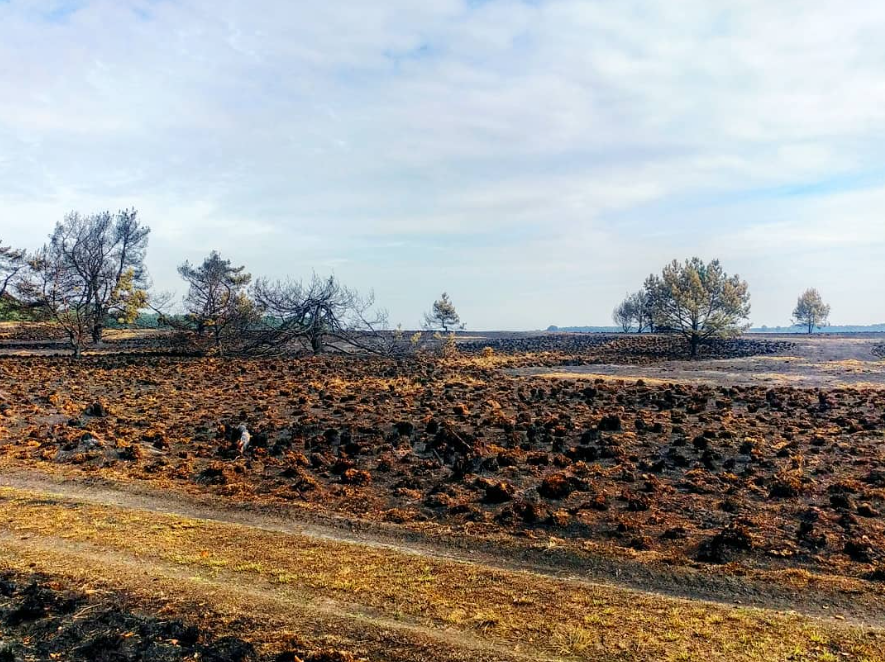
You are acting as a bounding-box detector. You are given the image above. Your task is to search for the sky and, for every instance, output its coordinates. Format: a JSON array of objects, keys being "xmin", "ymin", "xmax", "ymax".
[{"xmin": 1, "ymin": 0, "xmax": 885, "ymax": 329}]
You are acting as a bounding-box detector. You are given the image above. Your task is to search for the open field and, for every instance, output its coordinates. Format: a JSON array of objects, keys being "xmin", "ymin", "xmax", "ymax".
[
  {"xmin": 1, "ymin": 331, "xmax": 885, "ymax": 660},
  {"xmin": 516, "ymin": 335, "xmax": 885, "ymax": 389},
  {"xmin": 6, "ymin": 0, "xmax": 885, "ymax": 658}
]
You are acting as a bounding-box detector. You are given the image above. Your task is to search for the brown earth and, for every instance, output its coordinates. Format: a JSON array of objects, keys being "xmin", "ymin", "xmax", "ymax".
[{"xmin": 1, "ymin": 330, "xmax": 885, "ymax": 660}]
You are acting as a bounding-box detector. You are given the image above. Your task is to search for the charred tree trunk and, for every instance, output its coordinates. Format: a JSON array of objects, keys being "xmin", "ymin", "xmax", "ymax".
[
  {"xmin": 311, "ymin": 333, "xmax": 324, "ymax": 354},
  {"xmin": 69, "ymin": 333, "xmax": 83, "ymax": 359},
  {"xmin": 213, "ymin": 325, "xmax": 224, "ymax": 356}
]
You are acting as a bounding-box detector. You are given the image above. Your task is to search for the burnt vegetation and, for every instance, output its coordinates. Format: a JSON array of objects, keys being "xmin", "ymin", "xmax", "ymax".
[
  {"xmin": 4, "ymin": 218, "xmax": 885, "ymax": 662},
  {"xmin": 2, "ymin": 333, "xmax": 884, "ymax": 582},
  {"xmin": 0, "ymin": 569, "xmax": 362, "ymax": 662}
]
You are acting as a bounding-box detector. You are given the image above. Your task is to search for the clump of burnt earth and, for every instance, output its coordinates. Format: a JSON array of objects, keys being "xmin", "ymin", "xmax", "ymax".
[
  {"xmin": 5, "ymin": 335, "xmax": 884, "ymax": 583},
  {"xmin": 0, "ymin": 569, "xmax": 361, "ymax": 662},
  {"xmin": 458, "ymin": 333, "xmax": 791, "ymax": 366}
]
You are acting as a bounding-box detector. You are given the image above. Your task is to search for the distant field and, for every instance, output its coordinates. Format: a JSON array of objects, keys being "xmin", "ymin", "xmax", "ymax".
[{"xmin": 517, "ymin": 334, "xmax": 885, "ymax": 389}]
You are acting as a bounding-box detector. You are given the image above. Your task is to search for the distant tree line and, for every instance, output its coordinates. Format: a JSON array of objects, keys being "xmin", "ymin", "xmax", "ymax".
[
  {"xmin": 1, "ymin": 211, "xmax": 836, "ymax": 360},
  {"xmin": 614, "ymin": 258, "xmax": 833, "ymax": 356},
  {"xmin": 0, "ymin": 211, "xmax": 466, "ymax": 358}
]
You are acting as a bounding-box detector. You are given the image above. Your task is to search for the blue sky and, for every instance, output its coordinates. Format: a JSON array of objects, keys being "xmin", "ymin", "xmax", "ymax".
[{"xmin": 1, "ymin": 0, "xmax": 885, "ymax": 328}]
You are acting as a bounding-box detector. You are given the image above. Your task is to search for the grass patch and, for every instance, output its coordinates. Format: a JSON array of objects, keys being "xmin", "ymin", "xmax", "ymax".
[{"xmin": 0, "ymin": 487, "xmax": 882, "ymax": 661}]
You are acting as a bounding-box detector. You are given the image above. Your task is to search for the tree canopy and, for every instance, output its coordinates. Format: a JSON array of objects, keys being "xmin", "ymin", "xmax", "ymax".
[
  {"xmin": 793, "ymin": 288, "xmax": 830, "ymax": 334},
  {"xmin": 646, "ymin": 258, "xmax": 751, "ymax": 357},
  {"xmin": 178, "ymin": 251, "xmax": 255, "ymax": 355},
  {"xmin": 18, "ymin": 210, "xmax": 150, "ymax": 354},
  {"xmin": 424, "ymin": 292, "xmax": 461, "ymax": 332}
]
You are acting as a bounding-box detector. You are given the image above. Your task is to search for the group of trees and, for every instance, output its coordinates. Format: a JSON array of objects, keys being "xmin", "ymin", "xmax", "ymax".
[
  {"xmin": 612, "ymin": 258, "xmax": 752, "ymax": 357},
  {"xmin": 614, "ymin": 258, "xmax": 833, "ymax": 356},
  {"xmin": 612, "ymin": 289, "xmax": 654, "ymax": 333},
  {"xmin": 2, "ymin": 211, "xmax": 149, "ymax": 355},
  {"xmin": 170, "ymin": 251, "xmax": 393, "ymax": 356},
  {"xmin": 1, "ymin": 209, "xmax": 836, "ymax": 360},
  {"xmin": 0, "ymin": 210, "xmax": 466, "ymax": 357},
  {"xmin": 172, "ymin": 252, "xmax": 465, "ymax": 356}
]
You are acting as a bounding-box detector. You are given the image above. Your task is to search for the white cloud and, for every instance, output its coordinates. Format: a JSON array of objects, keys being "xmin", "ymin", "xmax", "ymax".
[{"xmin": 1, "ymin": 0, "xmax": 884, "ymax": 328}]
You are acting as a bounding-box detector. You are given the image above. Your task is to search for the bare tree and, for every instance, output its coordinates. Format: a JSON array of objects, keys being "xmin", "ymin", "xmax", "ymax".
[
  {"xmin": 647, "ymin": 258, "xmax": 751, "ymax": 358},
  {"xmin": 19, "ymin": 246, "xmax": 92, "ymax": 356},
  {"xmin": 612, "ymin": 295, "xmax": 636, "ymax": 332},
  {"xmin": 0, "ymin": 240, "xmax": 26, "ymax": 299},
  {"xmin": 253, "ymin": 273, "xmax": 388, "ymax": 354},
  {"xmin": 423, "ymin": 292, "xmax": 461, "ymax": 332},
  {"xmin": 178, "ymin": 251, "xmax": 255, "ymax": 355},
  {"xmin": 630, "ymin": 289, "xmax": 654, "ymax": 333},
  {"xmin": 612, "ymin": 290, "xmax": 654, "ymax": 333},
  {"xmin": 793, "ymin": 289, "xmax": 830, "ymax": 334},
  {"xmin": 23, "ymin": 210, "xmax": 150, "ymax": 343},
  {"xmin": 641, "ymin": 274, "xmax": 665, "ymax": 333}
]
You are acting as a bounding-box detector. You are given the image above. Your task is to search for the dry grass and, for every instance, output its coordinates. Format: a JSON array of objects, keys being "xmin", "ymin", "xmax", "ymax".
[
  {"xmin": 532, "ymin": 372, "xmax": 678, "ymax": 386},
  {"xmin": 0, "ymin": 486, "xmax": 882, "ymax": 661}
]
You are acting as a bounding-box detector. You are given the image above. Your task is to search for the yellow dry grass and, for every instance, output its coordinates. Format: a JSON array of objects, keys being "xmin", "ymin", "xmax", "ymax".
[
  {"xmin": 533, "ymin": 372, "xmax": 676, "ymax": 386},
  {"xmin": 0, "ymin": 486, "xmax": 882, "ymax": 661}
]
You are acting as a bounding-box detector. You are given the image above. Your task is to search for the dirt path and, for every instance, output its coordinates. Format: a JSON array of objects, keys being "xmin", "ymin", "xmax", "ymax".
[
  {"xmin": 514, "ymin": 335, "xmax": 885, "ymax": 388},
  {"xmin": 1, "ymin": 474, "xmax": 884, "ymax": 659},
  {"xmin": 2, "ymin": 470, "xmax": 885, "ymax": 628},
  {"xmin": 0, "ymin": 534, "xmax": 550, "ymax": 662}
]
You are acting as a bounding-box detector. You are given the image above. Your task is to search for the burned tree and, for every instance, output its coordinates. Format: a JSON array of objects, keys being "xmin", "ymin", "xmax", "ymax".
[
  {"xmin": 18, "ymin": 212, "xmax": 149, "ymax": 355},
  {"xmin": 22, "ymin": 210, "xmax": 150, "ymax": 343},
  {"xmin": 0, "ymin": 240, "xmax": 28, "ymax": 320},
  {"xmin": 630, "ymin": 289, "xmax": 654, "ymax": 333},
  {"xmin": 56, "ymin": 210, "xmax": 148, "ymax": 342},
  {"xmin": 640, "ymin": 274, "xmax": 666, "ymax": 333},
  {"xmin": 253, "ymin": 273, "xmax": 388, "ymax": 354},
  {"xmin": 612, "ymin": 295, "xmax": 636, "ymax": 332},
  {"xmin": 424, "ymin": 292, "xmax": 460, "ymax": 332},
  {"xmin": 0, "ymin": 240, "xmax": 25, "ymax": 299},
  {"xmin": 613, "ymin": 290, "xmax": 655, "ymax": 334},
  {"xmin": 178, "ymin": 251, "xmax": 256, "ymax": 355},
  {"xmin": 19, "ymin": 246, "xmax": 92, "ymax": 356}
]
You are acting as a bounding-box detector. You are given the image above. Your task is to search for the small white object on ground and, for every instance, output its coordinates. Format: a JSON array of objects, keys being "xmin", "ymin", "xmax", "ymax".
[{"xmin": 236, "ymin": 424, "xmax": 250, "ymax": 454}]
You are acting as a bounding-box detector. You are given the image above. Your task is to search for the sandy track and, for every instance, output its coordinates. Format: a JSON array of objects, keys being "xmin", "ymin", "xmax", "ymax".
[
  {"xmin": 1, "ymin": 474, "xmax": 885, "ymax": 659},
  {"xmin": 514, "ymin": 335, "xmax": 885, "ymax": 388},
  {"xmin": 1, "ymin": 469, "xmax": 884, "ymax": 629},
  {"xmin": 0, "ymin": 534, "xmax": 540, "ymax": 662}
]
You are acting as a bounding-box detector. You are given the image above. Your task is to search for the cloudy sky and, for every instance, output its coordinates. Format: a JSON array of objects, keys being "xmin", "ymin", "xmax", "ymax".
[{"xmin": 2, "ymin": 0, "xmax": 884, "ymax": 329}]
